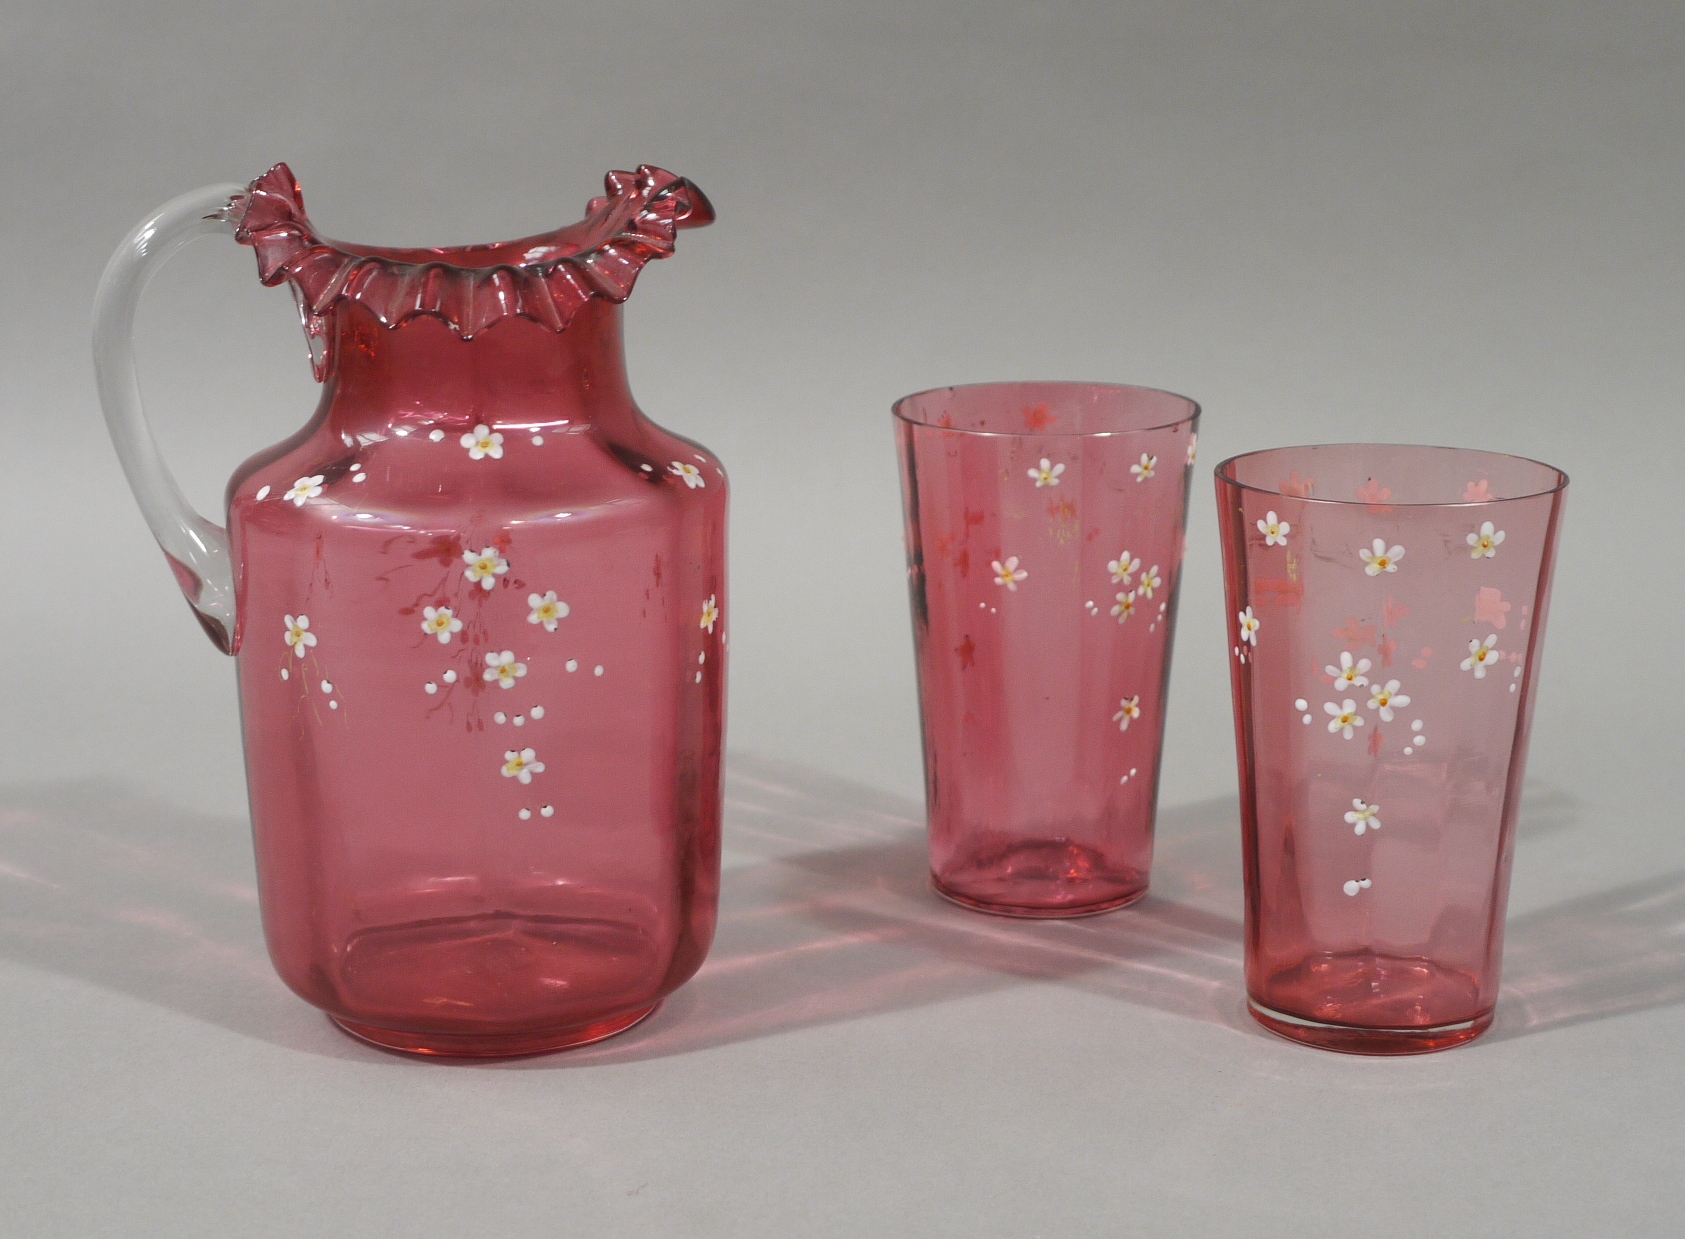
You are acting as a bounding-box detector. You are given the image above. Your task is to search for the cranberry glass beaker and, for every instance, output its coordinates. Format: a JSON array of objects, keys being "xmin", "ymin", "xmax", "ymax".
[
  {"xmin": 93, "ymin": 164, "xmax": 726, "ymax": 1056},
  {"xmin": 895, "ymin": 383, "xmax": 1199, "ymax": 917},
  {"xmin": 1215, "ymin": 444, "xmax": 1567, "ymax": 1053}
]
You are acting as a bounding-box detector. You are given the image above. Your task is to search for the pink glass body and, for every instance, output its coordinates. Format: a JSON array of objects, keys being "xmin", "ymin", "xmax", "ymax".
[
  {"xmin": 895, "ymin": 383, "xmax": 1199, "ymax": 917},
  {"xmin": 99, "ymin": 166, "xmax": 726, "ymax": 1057},
  {"xmin": 1215, "ymin": 445, "xmax": 1566, "ymax": 1053}
]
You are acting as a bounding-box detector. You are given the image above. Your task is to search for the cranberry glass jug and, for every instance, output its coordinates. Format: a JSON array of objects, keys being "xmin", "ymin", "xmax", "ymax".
[{"xmin": 93, "ymin": 164, "xmax": 726, "ymax": 1056}]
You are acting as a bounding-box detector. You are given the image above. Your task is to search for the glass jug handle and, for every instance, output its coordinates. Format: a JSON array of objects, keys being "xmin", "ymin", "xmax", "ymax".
[{"xmin": 93, "ymin": 183, "xmax": 248, "ymax": 653}]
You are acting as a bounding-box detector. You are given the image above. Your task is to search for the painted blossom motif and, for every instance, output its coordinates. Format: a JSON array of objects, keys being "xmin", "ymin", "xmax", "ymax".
[
  {"xmin": 1463, "ymin": 479, "xmax": 1493, "ymax": 503},
  {"xmin": 421, "ymin": 605, "xmax": 463, "ymax": 643},
  {"xmin": 1326, "ymin": 651, "xmax": 1372, "ymax": 691},
  {"xmin": 670, "ymin": 461, "xmax": 705, "ymax": 488},
  {"xmin": 1467, "ymin": 520, "xmax": 1505, "ymax": 559},
  {"xmin": 700, "ymin": 595, "xmax": 719, "ymax": 632},
  {"xmin": 1111, "ymin": 590, "xmax": 1138, "ymax": 624},
  {"xmin": 1324, "ymin": 699, "xmax": 1364, "ymax": 738},
  {"xmin": 284, "ymin": 475, "xmax": 324, "ymax": 506},
  {"xmin": 1130, "ymin": 453, "xmax": 1157, "ymax": 483},
  {"xmin": 1359, "ymin": 538, "xmax": 1405, "ymax": 576},
  {"xmin": 992, "ymin": 557, "xmax": 1028, "ymax": 590},
  {"xmin": 1257, "ymin": 511, "xmax": 1291, "ymax": 546},
  {"xmin": 463, "ymin": 546, "xmax": 509, "ymax": 590},
  {"xmin": 1136, "ymin": 565, "xmax": 1162, "ymax": 599},
  {"xmin": 484, "ymin": 650, "xmax": 528, "ymax": 689},
  {"xmin": 460, "ymin": 424, "xmax": 504, "ymax": 461},
  {"xmin": 1474, "ymin": 586, "xmax": 1512, "ymax": 629},
  {"xmin": 501, "ymin": 747, "xmax": 545, "ymax": 783},
  {"xmin": 1108, "ymin": 552, "xmax": 1140, "ymax": 585},
  {"xmin": 1366, "ymin": 679, "xmax": 1410, "ymax": 721},
  {"xmin": 1114, "ymin": 695, "xmax": 1141, "ymax": 730},
  {"xmin": 527, "ymin": 591, "xmax": 569, "ymax": 631},
  {"xmin": 283, "ymin": 614, "xmax": 316, "ymax": 657},
  {"xmin": 1461, "ymin": 633, "xmax": 1501, "ymax": 678},
  {"xmin": 1027, "ymin": 458, "xmax": 1065, "ymax": 487},
  {"xmin": 1344, "ymin": 799, "xmax": 1381, "ymax": 834},
  {"xmin": 1238, "ymin": 606, "xmax": 1260, "ymax": 646}
]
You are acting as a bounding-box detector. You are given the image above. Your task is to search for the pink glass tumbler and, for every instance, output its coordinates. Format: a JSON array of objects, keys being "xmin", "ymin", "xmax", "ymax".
[
  {"xmin": 895, "ymin": 383, "xmax": 1199, "ymax": 917},
  {"xmin": 1215, "ymin": 444, "xmax": 1567, "ymax": 1053}
]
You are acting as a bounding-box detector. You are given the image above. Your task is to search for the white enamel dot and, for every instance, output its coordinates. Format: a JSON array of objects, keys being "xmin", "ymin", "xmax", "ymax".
[
  {"xmin": 328, "ymin": 700, "xmax": 338, "ymax": 710},
  {"xmin": 1294, "ymin": 698, "xmax": 1308, "ymax": 711},
  {"xmin": 494, "ymin": 712, "xmax": 507, "ymax": 724},
  {"xmin": 1411, "ymin": 720, "xmax": 1423, "ymax": 732},
  {"xmin": 429, "ymin": 429, "xmax": 445, "ymax": 442},
  {"xmin": 423, "ymin": 681, "xmax": 436, "ymax": 694},
  {"xmin": 320, "ymin": 680, "xmax": 333, "ymax": 693},
  {"xmin": 513, "ymin": 715, "xmax": 525, "ymax": 726},
  {"xmin": 695, "ymin": 671, "xmax": 703, "ymax": 683},
  {"xmin": 1514, "ymin": 666, "xmax": 1522, "ymax": 677},
  {"xmin": 442, "ymin": 670, "xmax": 457, "ymax": 683},
  {"xmin": 1404, "ymin": 747, "xmax": 1414, "ymax": 755},
  {"xmin": 531, "ymin": 435, "xmax": 544, "ymax": 446},
  {"xmin": 566, "ymin": 660, "xmax": 579, "ymax": 672},
  {"xmin": 518, "ymin": 808, "xmax": 532, "ymax": 821},
  {"xmin": 530, "ymin": 706, "xmax": 545, "ymax": 719},
  {"xmin": 255, "ymin": 485, "xmax": 270, "ymax": 501},
  {"xmin": 640, "ymin": 464, "xmax": 653, "ymax": 472},
  {"xmin": 540, "ymin": 805, "xmax": 554, "ymax": 818},
  {"xmin": 1510, "ymin": 683, "xmax": 1517, "ymax": 692},
  {"xmin": 352, "ymin": 472, "xmax": 367, "ymax": 483},
  {"xmin": 594, "ymin": 665, "xmax": 604, "ymax": 676},
  {"xmin": 280, "ymin": 668, "xmax": 288, "ymax": 681},
  {"xmin": 1302, "ymin": 714, "xmax": 1313, "ymax": 724},
  {"xmin": 698, "ymin": 652, "xmax": 706, "ymax": 664}
]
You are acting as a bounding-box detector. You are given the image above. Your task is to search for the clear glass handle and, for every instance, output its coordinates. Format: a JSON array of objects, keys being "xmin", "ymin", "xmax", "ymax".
[{"xmin": 93, "ymin": 183, "xmax": 247, "ymax": 652}]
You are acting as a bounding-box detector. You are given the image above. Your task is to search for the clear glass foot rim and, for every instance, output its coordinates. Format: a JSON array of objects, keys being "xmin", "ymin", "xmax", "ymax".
[
  {"xmin": 1247, "ymin": 997, "xmax": 1494, "ymax": 1055},
  {"xmin": 329, "ymin": 1001, "xmax": 660, "ymax": 1058},
  {"xmin": 929, "ymin": 874, "xmax": 1147, "ymax": 919}
]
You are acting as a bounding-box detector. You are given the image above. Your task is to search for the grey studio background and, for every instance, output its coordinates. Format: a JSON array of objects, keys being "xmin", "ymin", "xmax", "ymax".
[{"xmin": 2, "ymin": 2, "xmax": 1681, "ymax": 1235}]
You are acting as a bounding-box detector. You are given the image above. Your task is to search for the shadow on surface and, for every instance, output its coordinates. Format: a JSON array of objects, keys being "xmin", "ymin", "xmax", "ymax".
[
  {"xmin": 1494, "ymin": 869, "xmax": 1685, "ymax": 1041},
  {"xmin": 0, "ymin": 779, "xmax": 356, "ymax": 1058},
  {"xmin": 547, "ymin": 754, "xmax": 1251, "ymax": 1067},
  {"xmin": 1, "ymin": 765, "xmax": 1666, "ymax": 1065}
]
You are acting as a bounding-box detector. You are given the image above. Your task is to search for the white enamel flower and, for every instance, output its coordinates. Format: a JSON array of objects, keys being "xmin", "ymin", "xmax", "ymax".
[
  {"xmin": 1326, "ymin": 651, "xmax": 1371, "ymax": 691},
  {"xmin": 1135, "ymin": 564, "xmax": 1162, "ymax": 599},
  {"xmin": 700, "ymin": 594, "xmax": 719, "ymax": 632},
  {"xmin": 484, "ymin": 650, "xmax": 528, "ymax": 689},
  {"xmin": 1130, "ymin": 453, "xmax": 1157, "ymax": 483},
  {"xmin": 992, "ymin": 557, "xmax": 1028, "ymax": 590},
  {"xmin": 420, "ymin": 605, "xmax": 463, "ymax": 643},
  {"xmin": 1028, "ymin": 458, "xmax": 1065, "ymax": 487},
  {"xmin": 1257, "ymin": 511, "xmax": 1291, "ymax": 546},
  {"xmin": 1359, "ymin": 538, "xmax": 1405, "ymax": 575},
  {"xmin": 283, "ymin": 614, "xmax": 316, "ymax": 657},
  {"xmin": 527, "ymin": 591, "xmax": 569, "ymax": 631},
  {"xmin": 1467, "ymin": 520, "xmax": 1505, "ymax": 559},
  {"xmin": 1107, "ymin": 552, "xmax": 1140, "ymax": 585},
  {"xmin": 460, "ymin": 424, "xmax": 504, "ymax": 461},
  {"xmin": 670, "ymin": 461, "xmax": 705, "ymax": 488},
  {"xmin": 1324, "ymin": 699, "xmax": 1364, "ymax": 739},
  {"xmin": 1461, "ymin": 633, "xmax": 1501, "ymax": 678},
  {"xmin": 284, "ymin": 475, "xmax": 324, "ymax": 506},
  {"xmin": 1344, "ymin": 799, "xmax": 1382, "ymax": 835},
  {"xmin": 1238, "ymin": 606, "xmax": 1260, "ymax": 646},
  {"xmin": 1366, "ymin": 679, "xmax": 1410, "ymax": 721},
  {"xmin": 1114, "ymin": 695, "xmax": 1141, "ymax": 731},
  {"xmin": 501, "ymin": 747, "xmax": 545, "ymax": 783},
  {"xmin": 1111, "ymin": 590, "xmax": 1138, "ymax": 623},
  {"xmin": 462, "ymin": 546, "xmax": 509, "ymax": 590}
]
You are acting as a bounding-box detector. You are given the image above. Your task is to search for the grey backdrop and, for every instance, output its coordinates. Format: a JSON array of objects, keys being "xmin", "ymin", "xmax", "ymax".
[{"xmin": 3, "ymin": 2, "xmax": 1682, "ymax": 1235}]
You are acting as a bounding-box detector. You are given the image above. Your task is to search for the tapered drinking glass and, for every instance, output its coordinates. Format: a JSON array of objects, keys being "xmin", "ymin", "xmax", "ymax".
[
  {"xmin": 895, "ymin": 382, "xmax": 1199, "ymax": 917},
  {"xmin": 1215, "ymin": 444, "xmax": 1567, "ymax": 1053}
]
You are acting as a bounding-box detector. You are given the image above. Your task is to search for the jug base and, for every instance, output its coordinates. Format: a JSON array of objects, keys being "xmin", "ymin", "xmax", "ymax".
[
  {"xmin": 329, "ymin": 1002, "xmax": 660, "ymax": 1059},
  {"xmin": 1247, "ymin": 998, "xmax": 1493, "ymax": 1055}
]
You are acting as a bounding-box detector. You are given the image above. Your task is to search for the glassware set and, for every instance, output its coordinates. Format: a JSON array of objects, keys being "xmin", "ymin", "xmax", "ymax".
[{"xmin": 94, "ymin": 164, "xmax": 1566, "ymax": 1058}]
